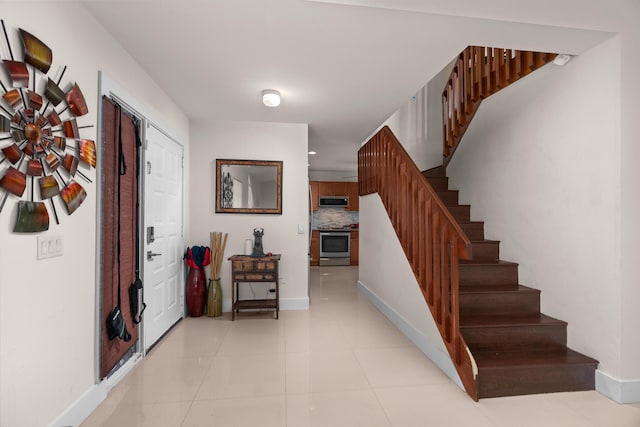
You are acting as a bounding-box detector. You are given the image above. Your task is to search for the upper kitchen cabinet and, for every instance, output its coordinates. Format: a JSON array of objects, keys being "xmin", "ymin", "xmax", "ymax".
[
  {"xmin": 313, "ymin": 181, "xmax": 359, "ymax": 211},
  {"xmin": 318, "ymin": 181, "xmax": 347, "ymax": 197},
  {"xmin": 310, "ymin": 181, "xmax": 319, "ymax": 211}
]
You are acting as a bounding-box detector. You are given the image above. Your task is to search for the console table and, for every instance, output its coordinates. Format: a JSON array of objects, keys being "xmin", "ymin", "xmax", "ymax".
[{"xmin": 228, "ymin": 254, "xmax": 281, "ymax": 320}]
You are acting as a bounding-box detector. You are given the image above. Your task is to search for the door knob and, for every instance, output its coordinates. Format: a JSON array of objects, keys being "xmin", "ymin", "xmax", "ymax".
[{"xmin": 147, "ymin": 250, "xmax": 162, "ymax": 261}]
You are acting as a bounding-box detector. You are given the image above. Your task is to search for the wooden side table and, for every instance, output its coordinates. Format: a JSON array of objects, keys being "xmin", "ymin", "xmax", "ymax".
[{"xmin": 228, "ymin": 254, "xmax": 281, "ymax": 320}]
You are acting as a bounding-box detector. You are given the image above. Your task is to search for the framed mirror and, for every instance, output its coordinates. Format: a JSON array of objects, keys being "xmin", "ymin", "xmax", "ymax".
[{"xmin": 215, "ymin": 159, "xmax": 283, "ymax": 214}]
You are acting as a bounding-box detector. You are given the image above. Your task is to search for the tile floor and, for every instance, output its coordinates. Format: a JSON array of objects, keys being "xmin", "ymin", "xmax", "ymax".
[{"xmin": 83, "ymin": 266, "xmax": 640, "ymax": 427}]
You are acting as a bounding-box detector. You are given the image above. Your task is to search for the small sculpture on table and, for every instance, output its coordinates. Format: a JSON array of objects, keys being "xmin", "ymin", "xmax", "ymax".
[{"xmin": 252, "ymin": 228, "xmax": 265, "ymax": 257}]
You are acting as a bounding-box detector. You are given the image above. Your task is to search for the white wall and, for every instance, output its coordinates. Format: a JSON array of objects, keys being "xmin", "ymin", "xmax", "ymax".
[
  {"xmin": 378, "ymin": 60, "xmax": 455, "ymax": 171},
  {"xmin": 617, "ymin": 2, "xmax": 640, "ymax": 387},
  {"xmin": 188, "ymin": 120, "xmax": 309, "ymax": 310},
  {"xmin": 0, "ymin": 3, "xmax": 189, "ymax": 427},
  {"xmin": 447, "ymin": 37, "xmax": 622, "ymax": 378},
  {"xmin": 358, "ymin": 194, "xmax": 461, "ymax": 386}
]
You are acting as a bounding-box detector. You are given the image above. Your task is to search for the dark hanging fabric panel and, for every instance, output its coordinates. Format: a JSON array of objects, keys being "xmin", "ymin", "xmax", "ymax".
[{"xmin": 100, "ymin": 96, "xmax": 139, "ymax": 378}]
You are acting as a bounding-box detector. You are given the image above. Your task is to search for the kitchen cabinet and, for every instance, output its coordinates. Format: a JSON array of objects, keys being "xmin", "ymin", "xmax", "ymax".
[
  {"xmin": 310, "ymin": 230, "xmax": 319, "ymax": 266},
  {"xmin": 312, "ymin": 181, "xmax": 359, "ymax": 211},
  {"xmin": 347, "ymin": 182, "xmax": 359, "ymax": 211},
  {"xmin": 310, "ymin": 181, "xmax": 319, "ymax": 211},
  {"xmin": 350, "ymin": 230, "xmax": 359, "ymax": 266},
  {"xmin": 318, "ymin": 181, "xmax": 348, "ymax": 198}
]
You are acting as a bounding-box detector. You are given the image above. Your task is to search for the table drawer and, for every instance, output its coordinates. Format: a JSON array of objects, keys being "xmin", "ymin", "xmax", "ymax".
[{"xmin": 232, "ymin": 260, "xmax": 277, "ymax": 273}]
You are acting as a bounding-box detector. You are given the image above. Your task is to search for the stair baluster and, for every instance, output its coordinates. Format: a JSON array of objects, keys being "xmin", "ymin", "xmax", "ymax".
[{"xmin": 442, "ymin": 46, "xmax": 557, "ymax": 165}]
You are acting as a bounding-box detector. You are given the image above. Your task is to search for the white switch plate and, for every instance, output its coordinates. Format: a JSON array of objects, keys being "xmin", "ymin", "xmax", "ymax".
[
  {"xmin": 298, "ymin": 224, "xmax": 304, "ymax": 234},
  {"xmin": 37, "ymin": 235, "xmax": 63, "ymax": 260}
]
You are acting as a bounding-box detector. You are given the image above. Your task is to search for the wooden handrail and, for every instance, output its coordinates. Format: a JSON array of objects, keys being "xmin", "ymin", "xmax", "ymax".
[
  {"xmin": 442, "ymin": 46, "xmax": 557, "ymax": 166},
  {"xmin": 358, "ymin": 126, "xmax": 478, "ymax": 400}
]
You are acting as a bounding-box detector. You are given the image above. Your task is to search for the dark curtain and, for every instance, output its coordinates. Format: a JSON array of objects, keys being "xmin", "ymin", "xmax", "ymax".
[{"xmin": 100, "ymin": 97, "xmax": 139, "ymax": 378}]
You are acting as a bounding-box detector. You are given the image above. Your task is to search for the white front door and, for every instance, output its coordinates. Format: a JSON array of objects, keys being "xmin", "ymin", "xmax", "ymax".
[{"xmin": 143, "ymin": 123, "xmax": 184, "ymax": 351}]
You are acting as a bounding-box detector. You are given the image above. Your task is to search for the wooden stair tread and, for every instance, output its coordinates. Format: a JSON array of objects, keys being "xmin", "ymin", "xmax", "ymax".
[
  {"xmin": 459, "ymin": 284, "xmax": 538, "ymax": 294},
  {"xmin": 460, "ymin": 312, "xmax": 566, "ymax": 328},
  {"xmin": 460, "ymin": 259, "xmax": 518, "ymax": 266},
  {"xmin": 460, "ymin": 259, "xmax": 516, "ymax": 266},
  {"xmin": 474, "ymin": 348, "xmax": 598, "ymax": 369}
]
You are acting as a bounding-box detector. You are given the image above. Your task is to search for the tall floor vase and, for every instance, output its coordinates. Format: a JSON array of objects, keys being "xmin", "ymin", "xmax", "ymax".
[
  {"xmin": 206, "ymin": 278, "xmax": 223, "ymax": 317},
  {"xmin": 186, "ymin": 265, "xmax": 206, "ymax": 317}
]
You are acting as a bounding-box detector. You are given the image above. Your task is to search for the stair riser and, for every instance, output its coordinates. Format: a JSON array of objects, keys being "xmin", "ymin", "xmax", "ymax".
[
  {"xmin": 459, "ymin": 222, "xmax": 484, "ymax": 240},
  {"xmin": 436, "ymin": 191, "xmax": 459, "ymax": 206},
  {"xmin": 422, "ymin": 167, "xmax": 446, "ymax": 178},
  {"xmin": 470, "ymin": 242, "xmax": 499, "ymax": 261},
  {"xmin": 478, "ymin": 364, "xmax": 596, "ymax": 398},
  {"xmin": 425, "ymin": 177, "xmax": 449, "ymax": 191},
  {"xmin": 448, "ymin": 205, "xmax": 470, "ymax": 222},
  {"xmin": 460, "ymin": 292, "xmax": 540, "ymax": 316},
  {"xmin": 459, "ymin": 264, "xmax": 518, "ymax": 286},
  {"xmin": 462, "ymin": 325, "xmax": 566, "ymax": 352}
]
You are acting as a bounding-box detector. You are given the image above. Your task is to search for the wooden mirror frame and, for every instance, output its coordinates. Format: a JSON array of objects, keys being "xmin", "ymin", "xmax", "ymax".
[{"xmin": 215, "ymin": 159, "xmax": 283, "ymax": 214}]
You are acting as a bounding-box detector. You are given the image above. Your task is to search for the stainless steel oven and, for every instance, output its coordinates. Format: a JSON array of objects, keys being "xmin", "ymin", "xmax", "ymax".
[{"xmin": 319, "ymin": 231, "xmax": 350, "ymax": 266}]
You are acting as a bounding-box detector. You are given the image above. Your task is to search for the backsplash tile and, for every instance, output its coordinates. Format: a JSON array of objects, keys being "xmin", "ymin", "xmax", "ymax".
[{"xmin": 312, "ymin": 208, "xmax": 359, "ymax": 229}]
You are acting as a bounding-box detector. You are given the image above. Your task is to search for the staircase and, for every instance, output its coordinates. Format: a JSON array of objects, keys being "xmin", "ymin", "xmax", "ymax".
[
  {"xmin": 359, "ymin": 44, "xmax": 598, "ymax": 400},
  {"xmin": 423, "ymin": 165, "xmax": 598, "ymax": 398}
]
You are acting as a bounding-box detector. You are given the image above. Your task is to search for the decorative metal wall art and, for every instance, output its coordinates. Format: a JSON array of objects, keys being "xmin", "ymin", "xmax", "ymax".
[
  {"xmin": 222, "ymin": 172, "xmax": 233, "ymax": 208},
  {"xmin": 0, "ymin": 21, "xmax": 94, "ymax": 232}
]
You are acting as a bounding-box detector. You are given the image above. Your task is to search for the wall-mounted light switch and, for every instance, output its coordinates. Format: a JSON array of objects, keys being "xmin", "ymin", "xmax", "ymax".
[
  {"xmin": 37, "ymin": 236, "xmax": 63, "ymax": 260},
  {"xmin": 37, "ymin": 236, "xmax": 48, "ymax": 259},
  {"xmin": 298, "ymin": 224, "xmax": 304, "ymax": 234}
]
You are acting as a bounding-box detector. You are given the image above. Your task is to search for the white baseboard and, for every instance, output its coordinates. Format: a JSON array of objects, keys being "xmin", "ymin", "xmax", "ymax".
[
  {"xmin": 596, "ymin": 370, "xmax": 640, "ymax": 404},
  {"xmin": 357, "ymin": 280, "xmax": 463, "ymax": 390},
  {"xmin": 358, "ymin": 281, "xmax": 640, "ymax": 404},
  {"xmin": 48, "ymin": 353, "xmax": 142, "ymax": 427}
]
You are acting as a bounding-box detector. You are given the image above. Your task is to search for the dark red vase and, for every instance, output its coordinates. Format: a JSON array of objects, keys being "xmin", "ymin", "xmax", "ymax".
[{"xmin": 186, "ymin": 266, "xmax": 206, "ymax": 317}]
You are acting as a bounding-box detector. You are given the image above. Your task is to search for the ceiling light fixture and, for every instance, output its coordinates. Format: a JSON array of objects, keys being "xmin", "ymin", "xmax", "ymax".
[
  {"xmin": 262, "ymin": 89, "xmax": 281, "ymax": 107},
  {"xmin": 553, "ymin": 54, "xmax": 572, "ymax": 66},
  {"xmin": 308, "ymin": 151, "xmax": 317, "ymax": 155}
]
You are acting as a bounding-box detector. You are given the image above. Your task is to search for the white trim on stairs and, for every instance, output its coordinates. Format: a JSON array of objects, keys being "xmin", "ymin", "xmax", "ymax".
[
  {"xmin": 359, "ymin": 279, "xmax": 640, "ymax": 404},
  {"xmin": 357, "ymin": 280, "xmax": 464, "ymax": 391}
]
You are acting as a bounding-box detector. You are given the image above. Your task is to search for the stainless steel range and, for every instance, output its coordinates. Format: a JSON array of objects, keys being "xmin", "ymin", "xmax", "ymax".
[{"xmin": 319, "ymin": 228, "xmax": 350, "ymax": 266}]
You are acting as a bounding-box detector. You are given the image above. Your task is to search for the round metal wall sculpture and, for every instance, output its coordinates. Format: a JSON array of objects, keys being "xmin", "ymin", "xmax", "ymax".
[{"xmin": 0, "ymin": 20, "xmax": 95, "ymax": 233}]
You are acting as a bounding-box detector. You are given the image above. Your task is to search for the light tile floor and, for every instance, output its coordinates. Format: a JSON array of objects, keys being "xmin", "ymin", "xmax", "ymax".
[{"xmin": 83, "ymin": 266, "xmax": 640, "ymax": 427}]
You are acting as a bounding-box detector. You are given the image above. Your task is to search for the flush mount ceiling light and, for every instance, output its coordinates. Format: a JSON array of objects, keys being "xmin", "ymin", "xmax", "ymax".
[
  {"xmin": 553, "ymin": 54, "xmax": 572, "ymax": 66},
  {"xmin": 308, "ymin": 151, "xmax": 317, "ymax": 155},
  {"xmin": 262, "ymin": 89, "xmax": 281, "ymax": 107}
]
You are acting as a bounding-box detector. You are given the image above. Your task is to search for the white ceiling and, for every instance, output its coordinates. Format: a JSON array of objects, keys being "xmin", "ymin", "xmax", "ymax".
[{"xmin": 81, "ymin": 0, "xmax": 613, "ymax": 175}]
